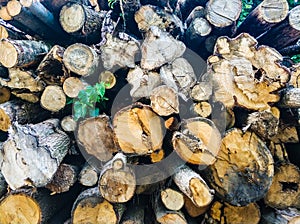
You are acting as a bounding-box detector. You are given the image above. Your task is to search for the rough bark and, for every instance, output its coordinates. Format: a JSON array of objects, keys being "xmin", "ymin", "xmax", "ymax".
[
  {"xmin": 175, "ymin": 0, "xmax": 208, "ymax": 21},
  {"xmin": 279, "ymin": 87, "xmax": 300, "ymax": 108},
  {"xmin": 0, "ymin": 172, "xmax": 7, "ymax": 198},
  {"xmin": 0, "ymin": 86, "xmax": 10, "ymax": 104},
  {"xmin": 120, "ymin": 206, "xmax": 145, "ymax": 224},
  {"xmin": 40, "ymin": 85, "xmax": 66, "ymax": 112}
]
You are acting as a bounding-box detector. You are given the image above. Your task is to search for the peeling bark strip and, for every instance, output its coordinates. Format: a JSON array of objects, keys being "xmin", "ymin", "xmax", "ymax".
[
  {"xmin": 99, "ymin": 153, "xmax": 136, "ymax": 203},
  {"xmin": 206, "ymin": 128, "xmax": 274, "ymax": 206},
  {"xmin": 113, "ymin": 104, "xmax": 164, "ymax": 155},
  {"xmin": 0, "ymin": 119, "xmax": 70, "ymax": 189},
  {"xmin": 0, "ymin": 39, "xmax": 49, "ymax": 68}
]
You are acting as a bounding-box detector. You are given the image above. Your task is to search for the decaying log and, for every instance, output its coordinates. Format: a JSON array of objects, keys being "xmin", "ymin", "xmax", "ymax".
[
  {"xmin": 46, "ymin": 163, "xmax": 78, "ymax": 194},
  {"xmin": 175, "ymin": 0, "xmax": 207, "ymax": 21},
  {"xmin": 258, "ymin": 5, "xmax": 300, "ymax": 49},
  {"xmin": 77, "ymin": 115, "xmax": 117, "ymax": 162},
  {"xmin": 206, "ymin": 201, "xmax": 261, "ymax": 224},
  {"xmin": 120, "ymin": 205, "xmax": 145, "ymax": 224},
  {"xmin": 279, "ymin": 88, "xmax": 300, "ymax": 108},
  {"xmin": 141, "ymin": 26, "xmax": 186, "ymax": 70},
  {"xmin": 78, "ymin": 163, "xmax": 99, "ymax": 187},
  {"xmin": 72, "ymin": 187, "xmax": 125, "ymax": 224},
  {"xmin": 183, "ymin": 195, "xmax": 209, "ymax": 217},
  {"xmin": 271, "ymin": 124, "xmax": 299, "ymax": 144},
  {"xmin": 264, "ymin": 163, "xmax": 300, "ymax": 209},
  {"xmin": 0, "ymin": 86, "xmax": 10, "ymax": 104},
  {"xmin": 37, "ymin": 45, "xmax": 69, "ymax": 85},
  {"xmin": 236, "ymin": 0, "xmax": 289, "ymax": 38},
  {"xmin": 0, "ymin": 119, "xmax": 70, "ymax": 189},
  {"xmin": 0, "ymin": 39, "xmax": 49, "ymax": 68},
  {"xmin": 40, "ymin": 85, "xmax": 66, "ymax": 112},
  {"xmin": 127, "ymin": 66, "xmax": 161, "ymax": 99},
  {"xmin": 150, "ymin": 85, "xmax": 179, "ymax": 116},
  {"xmin": 100, "ymin": 33, "xmax": 139, "ymax": 70},
  {"xmin": 173, "ymin": 165, "xmax": 214, "ymax": 208},
  {"xmin": 59, "ymin": 3, "xmax": 105, "ymax": 44},
  {"xmin": 160, "ymin": 188, "xmax": 184, "ymax": 211},
  {"xmin": 206, "ymin": 128, "xmax": 274, "ymax": 206},
  {"xmin": 172, "ymin": 117, "xmax": 221, "ymax": 165},
  {"xmin": 62, "ymin": 77, "xmax": 86, "ymax": 98},
  {"xmin": 99, "ymin": 70, "xmax": 116, "ymax": 89},
  {"xmin": 269, "ymin": 142, "xmax": 290, "ymax": 163},
  {"xmin": 61, "ymin": 115, "xmax": 77, "ymax": 132},
  {"xmin": 99, "ymin": 153, "xmax": 136, "ymax": 203},
  {"xmin": 208, "ymin": 33, "xmax": 290, "ymax": 111},
  {"xmin": 113, "ymin": 104, "xmax": 164, "ymax": 155},
  {"xmin": 0, "ymin": 172, "xmax": 7, "ymax": 198},
  {"xmin": 63, "ymin": 43, "xmax": 99, "ymax": 76}
]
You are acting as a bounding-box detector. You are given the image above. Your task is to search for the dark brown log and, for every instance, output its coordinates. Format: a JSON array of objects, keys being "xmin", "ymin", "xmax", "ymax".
[
  {"xmin": 0, "ymin": 39, "xmax": 49, "ymax": 68},
  {"xmin": 62, "ymin": 77, "xmax": 86, "ymax": 98},
  {"xmin": 175, "ymin": 0, "xmax": 208, "ymax": 21},
  {"xmin": 61, "ymin": 115, "xmax": 77, "ymax": 132},
  {"xmin": 72, "ymin": 187, "xmax": 125, "ymax": 224},
  {"xmin": 206, "ymin": 128, "xmax": 274, "ymax": 206},
  {"xmin": 40, "ymin": 85, "xmax": 66, "ymax": 112},
  {"xmin": 0, "ymin": 86, "xmax": 10, "ymax": 104},
  {"xmin": 0, "ymin": 172, "xmax": 7, "ymax": 198},
  {"xmin": 260, "ymin": 207, "xmax": 300, "ymax": 224},
  {"xmin": 0, "ymin": 119, "xmax": 70, "ymax": 189},
  {"xmin": 271, "ymin": 124, "xmax": 299, "ymax": 144},
  {"xmin": 99, "ymin": 153, "xmax": 136, "ymax": 203},
  {"xmin": 63, "ymin": 43, "xmax": 99, "ymax": 76},
  {"xmin": 160, "ymin": 188, "xmax": 184, "ymax": 211},
  {"xmin": 258, "ymin": 5, "xmax": 300, "ymax": 49},
  {"xmin": 120, "ymin": 206, "xmax": 145, "ymax": 224},
  {"xmin": 78, "ymin": 163, "xmax": 99, "ymax": 187},
  {"xmin": 11, "ymin": 91, "xmax": 40, "ymax": 103},
  {"xmin": 206, "ymin": 201, "xmax": 261, "ymax": 224},
  {"xmin": 279, "ymin": 88, "xmax": 300, "ymax": 108},
  {"xmin": 77, "ymin": 115, "xmax": 117, "ymax": 162},
  {"xmin": 236, "ymin": 0, "xmax": 289, "ymax": 38}
]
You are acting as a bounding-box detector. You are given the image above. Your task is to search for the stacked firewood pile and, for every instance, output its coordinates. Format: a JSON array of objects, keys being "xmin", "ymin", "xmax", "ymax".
[{"xmin": 0, "ymin": 0, "xmax": 300, "ymax": 223}]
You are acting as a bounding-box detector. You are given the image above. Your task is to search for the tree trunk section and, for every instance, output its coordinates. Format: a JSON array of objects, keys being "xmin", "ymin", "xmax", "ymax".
[
  {"xmin": 160, "ymin": 188, "xmax": 184, "ymax": 211},
  {"xmin": 63, "ymin": 77, "xmax": 86, "ymax": 98},
  {"xmin": 279, "ymin": 88, "xmax": 300, "ymax": 108},
  {"xmin": 40, "ymin": 85, "xmax": 66, "ymax": 112},
  {"xmin": 61, "ymin": 115, "xmax": 77, "ymax": 132},
  {"xmin": 78, "ymin": 163, "xmax": 99, "ymax": 187}
]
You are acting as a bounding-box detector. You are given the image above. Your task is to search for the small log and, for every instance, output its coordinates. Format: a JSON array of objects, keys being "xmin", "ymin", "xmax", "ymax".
[
  {"xmin": 279, "ymin": 43, "xmax": 300, "ymax": 55},
  {"xmin": 40, "ymin": 85, "xmax": 66, "ymax": 112},
  {"xmin": 0, "ymin": 65, "xmax": 9, "ymax": 80},
  {"xmin": 190, "ymin": 82, "xmax": 212, "ymax": 102},
  {"xmin": 0, "ymin": 172, "xmax": 7, "ymax": 198},
  {"xmin": 279, "ymin": 88, "xmax": 300, "ymax": 108},
  {"xmin": 258, "ymin": 5, "xmax": 300, "ymax": 49},
  {"xmin": 290, "ymin": 63, "xmax": 300, "ymax": 88},
  {"xmin": 236, "ymin": 0, "xmax": 289, "ymax": 38},
  {"xmin": 0, "ymin": 119, "xmax": 70, "ymax": 189},
  {"xmin": 260, "ymin": 207, "xmax": 300, "ymax": 224},
  {"xmin": 0, "ymin": 6, "xmax": 12, "ymax": 20},
  {"xmin": 206, "ymin": 201, "xmax": 261, "ymax": 224},
  {"xmin": 141, "ymin": 26, "xmax": 186, "ymax": 70},
  {"xmin": 160, "ymin": 188, "xmax": 184, "ymax": 211},
  {"xmin": 172, "ymin": 117, "xmax": 221, "ymax": 165},
  {"xmin": 160, "ymin": 57, "xmax": 197, "ymax": 101},
  {"xmin": 206, "ymin": 128, "xmax": 274, "ymax": 206},
  {"xmin": 269, "ymin": 142, "xmax": 289, "ymax": 163},
  {"xmin": 150, "ymin": 148, "xmax": 165, "ymax": 163},
  {"xmin": 77, "ymin": 115, "xmax": 117, "ymax": 162},
  {"xmin": 59, "ymin": 3, "xmax": 105, "ymax": 44},
  {"xmin": 184, "ymin": 6, "xmax": 206, "ymax": 26},
  {"xmin": 113, "ymin": 104, "xmax": 164, "ymax": 155},
  {"xmin": 63, "ymin": 43, "xmax": 99, "ymax": 76},
  {"xmin": 150, "ymin": 85, "xmax": 179, "ymax": 116},
  {"xmin": 205, "ymin": 0, "xmax": 242, "ymax": 28},
  {"xmin": 46, "ymin": 163, "xmax": 78, "ymax": 194},
  {"xmin": 0, "ymin": 23, "xmax": 29, "ymax": 39},
  {"xmin": 78, "ymin": 163, "xmax": 99, "ymax": 187},
  {"xmin": 100, "ymin": 33, "xmax": 139, "ymax": 70},
  {"xmin": 37, "ymin": 45, "xmax": 69, "ymax": 85},
  {"xmin": 0, "ymin": 86, "xmax": 10, "ymax": 104},
  {"xmin": 192, "ymin": 101, "xmax": 212, "ymax": 118},
  {"xmin": 127, "ymin": 66, "xmax": 161, "ymax": 99},
  {"xmin": 61, "ymin": 115, "xmax": 77, "ymax": 132},
  {"xmin": 175, "ymin": 0, "xmax": 207, "ymax": 21},
  {"xmin": 99, "ymin": 153, "xmax": 136, "ymax": 203},
  {"xmin": 62, "ymin": 77, "xmax": 86, "ymax": 98},
  {"xmin": 264, "ymin": 163, "xmax": 300, "ymax": 209},
  {"xmin": 271, "ymin": 125, "xmax": 299, "ymax": 144},
  {"xmin": 183, "ymin": 195, "xmax": 209, "ymax": 217},
  {"xmin": 0, "ymin": 39, "xmax": 49, "ymax": 68},
  {"xmin": 72, "ymin": 187, "xmax": 125, "ymax": 224},
  {"xmin": 121, "ymin": 206, "xmax": 145, "ymax": 224},
  {"xmin": 173, "ymin": 165, "xmax": 214, "ymax": 208},
  {"xmin": 42, "ymin": 0, "xmax": 91, "ymax": 14},
  {"xmin": 99, "ymin": 70, "xmax": 116, "ymax": 89}
]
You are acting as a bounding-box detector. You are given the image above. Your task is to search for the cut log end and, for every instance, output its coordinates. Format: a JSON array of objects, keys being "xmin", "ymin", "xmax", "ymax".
[
  {"xmin": 260, "ymin": 0, "xmax": 289, "ymax": 23},
  {"xmin": 0, "ymin": 39, "xmax": 18, "ymax": 68},
  {"xmin": 63, "ymin": 77, "xmax": 85, "ymax": 98},
  {"xmin": 59, "ymin": 3, "xmax": 85, "ymax": 33},
  {"xmin": 40, "ymin": 85, "xmax": 66, "ymax": 112},
  {"xmin": 161, "ymin": 188, "xmax": 184, "ymax": 211}
]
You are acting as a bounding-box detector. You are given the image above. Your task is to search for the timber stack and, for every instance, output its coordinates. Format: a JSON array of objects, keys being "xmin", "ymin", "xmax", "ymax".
[{"xmin": 0, "ymin": 0, "xmax": 300, "ymax": 223}]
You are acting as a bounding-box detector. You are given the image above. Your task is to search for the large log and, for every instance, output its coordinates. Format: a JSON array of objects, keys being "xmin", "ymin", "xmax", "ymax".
[{"xmin": 0, "ymin": 119, "xmax": 70, "ymax": 189}]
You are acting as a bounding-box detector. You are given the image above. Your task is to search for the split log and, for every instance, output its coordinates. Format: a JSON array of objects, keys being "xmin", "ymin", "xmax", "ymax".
[
  {"xmin": 141, "ymin": 26, "xmax": 186, "ymax": 70},
  {"xmin": 63, "ymin": 43, "xmax": 99, "ymax": 76},
  {"xmin": 205, "ymin": 0, "xmax": 242, "ymax": 28},
  {"xmin": 72, "ymin": 187, "xmax": 125, "ymax": 224},
  {"xmin": 173, "ymin": 165, "xmax": 214, "ymax": 208},
  {"xmin": 62, "ymin": 77, "xmax": 86, "ymax": 98},
  {"xmin": 206, "ymin": 128, "xmax": 274, "ymax": 206},
  {"xmin": 100, "ymin": 34, "xmax": 139, "ymax": 70},
  {"xmin": 0, "ymin": 39, "xmax": 50, "ymax": 68},
  {"xmin": 206, "ymin": 201, "xmax": 261, "ymax": 224},
  {"xmin": 127, "ymin": 66, "xmax": 161, "ymax": 99},
  {"xmin": 78, "ymin": 163, "xmax": 99, "ymax": 187},
  {"xmin": 279, "ymin": 88, "xmax": 300, "ymax": 108},
  {"xmin": 134, "ymin": 5, "xmax": 184, "ymax": 37},
  {"xmin": 59, "ymin": 3, "xmax": 105, "ymax": 44},
  {"xmin": 98, "ymin": 153, "xmax": 136, "ymax": 203},
  {"xmin": 150, "ymin": 148, "xmax": 165, "ymax": 163},
  {"xmin": 236, "ymin": 0, "xmax": 289, "ymax": 38},
  {"xmin": 113, "ymin": 104, "xmax": 164, "ymax": 155},
  {"xmin": 77, "ymin": 115, "xmax": 117, "ymax": 162},
  {"xmin": 46, "ymin": 163, "xmax": 78, "ymax": 194},
  {"xmin": 160, "ymin": 188, "xmax": 184, "ymax": 211},
  {"xmin": 61, "ymin": 115, "xmax": 77, "ymax": 132},
  {"xmin": 172, "ymin": 117, "xmax": 221, "ymax": 165},
  {"xmin": 208, "ymin": 33, "xmax": 290, "ymax": 111},
  {"xmin": 0, "ymin": 119, "xmax": 70, "ymax": 189},
  {"xmin": 11, "ymin": 91, "xmax": 40, "ymax": 103},
  {"xmin": 40, "ymin": 85, "xmax": 66, "ymax": 112},
  {"xmin": 0, "ymin": 86, "xmax": 10, "ymax": 104},
  {"xmin": 99, "ymin": 70, "xmax": 116, "ymax": 89},
  {"xmin": 258, "ymin": 5, "xmax": 300, "ymax": 49},
  {"xmin": 0, "ymin": 172, "xmax": 7, "ymax": 198},
  {"xmin": 120, "ymin": 206, "xmax": 145, "ymax": 224},
  {"xmin": 264, "ymin": 163, "xmax": 300, "ymax": 209},
  {"xmin": 37, "ymin": 45, "xmax": 69, "ymax": 85},
  {"xmin": 183, "ymin": 195, "xmax": 209, "ymax": 217},
  {"xmin": 150, "ymin": 85, "xmax": 179, "ymax": 116},
  {"xmin": 0, "ymin": 99, "xmax": 49, "ymax": 131},
  {"xmin": 175, "ymin": 0, "xmax": 207, "ymax": 21},
  {"xmin": 160, "ymin": 57, "xmax": 197, "ymax": 101}
]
